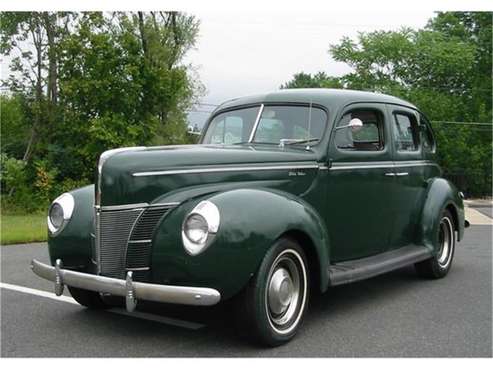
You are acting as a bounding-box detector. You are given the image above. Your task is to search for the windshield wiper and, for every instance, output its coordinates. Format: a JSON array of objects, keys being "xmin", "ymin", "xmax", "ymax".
[{"xmin": 280, "ymin": 138, "xmax": 319, "ymax": 147}]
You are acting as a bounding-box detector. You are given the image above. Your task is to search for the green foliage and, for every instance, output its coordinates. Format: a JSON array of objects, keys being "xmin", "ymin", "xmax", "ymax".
[
  {"xmin": 33, "ymin": 159, "xmax": 59, "ymax": 204},
  {"xmin": 1, "ymin": 11, "xmax": 203, "ymax": 211},
  {"xmin": 0, "ymin": 153, "xmax": 27, "ymax": 192},
  {"xmin": 0, "ymin": 153, "xmax": 32, "ymax": 211},
  {"xmin": 282, "ymin": 11, "xmax": 492, "ymax": 196},
  {"xmin": 0, "ymin": 95, "xmax": 30, "ymax": 158},
  {"xmin": 281, "ymin": 72, "xmax": 343, "ymax": 89}
]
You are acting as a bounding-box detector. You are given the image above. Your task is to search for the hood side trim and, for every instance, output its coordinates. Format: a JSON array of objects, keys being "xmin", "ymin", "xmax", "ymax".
[{"xmin": 132, "ymin": 163, "xmax": 321, "ymax": 177}]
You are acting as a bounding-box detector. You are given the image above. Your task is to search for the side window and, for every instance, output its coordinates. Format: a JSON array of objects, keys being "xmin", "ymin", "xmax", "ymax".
[
  {"xmin": 393, "ymin": 113, "xmax": 419, "ymax": 152},
  {"xmin": 335, "ymin": 110, "xmax": 384, "ymax": 151},
  {"xmin": 419, "ymin": 114, "xmax": 436, "ymax": 152}
]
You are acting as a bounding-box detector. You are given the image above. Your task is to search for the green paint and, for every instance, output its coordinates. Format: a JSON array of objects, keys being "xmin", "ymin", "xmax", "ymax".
[{"xmin": 47, "ymin": 89, "xmax": 465, "ymax": 301}]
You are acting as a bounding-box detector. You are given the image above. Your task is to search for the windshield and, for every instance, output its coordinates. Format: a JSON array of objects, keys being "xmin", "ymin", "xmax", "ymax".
[
  {"xmin": 253, "ymin": 106, "xmax": 326, "ymax": 145},
  {"xmin": 202, "ymin": 105, "xmax": 327, "ymax": 146},
  {"xmin": 202, "ymin": 107, "xmax": 259, "ymax": 145}
]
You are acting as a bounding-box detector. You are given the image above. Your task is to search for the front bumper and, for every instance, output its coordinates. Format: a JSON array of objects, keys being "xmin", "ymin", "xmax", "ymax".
[{"xmin": 31, "ymin": 259, "xmax": 221, "ymax": 312}]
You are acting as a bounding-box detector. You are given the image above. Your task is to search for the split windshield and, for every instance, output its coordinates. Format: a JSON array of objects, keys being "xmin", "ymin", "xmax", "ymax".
[{"xmin": 201, "ymin": 105, "xmax": 327, "ymax": 146}]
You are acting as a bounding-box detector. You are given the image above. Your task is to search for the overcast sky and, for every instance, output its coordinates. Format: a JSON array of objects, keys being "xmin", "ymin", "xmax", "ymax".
[
  {"xmin": 185, "ymin": 10, "xmax": 435, "ymax": 127},
  {"xmin": 0, "ymin": 10, "xmax": 436, "ymax": 128}
]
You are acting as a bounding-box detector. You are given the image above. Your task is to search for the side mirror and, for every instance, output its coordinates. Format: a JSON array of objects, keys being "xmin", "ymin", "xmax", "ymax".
[
  {"xmin": 348, "ymin": 118, "xmax": 363, "ymax": 132},
  {"xmin": 335, "ymin": 118, "xmax": 364, "ymax": 131}
]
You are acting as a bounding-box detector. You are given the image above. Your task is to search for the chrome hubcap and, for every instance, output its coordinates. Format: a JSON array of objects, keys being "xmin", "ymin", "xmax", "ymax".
[
  {"xmin": 268, "ymin": 268, "xmax": 294, "ymax": 315},
  {"xmin": 265, "ymin": 249, "xmax": 307, "ymax": 334}
]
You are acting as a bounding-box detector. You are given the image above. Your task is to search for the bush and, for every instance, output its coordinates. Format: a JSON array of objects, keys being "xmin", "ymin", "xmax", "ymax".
[{"xmin": 1, "ymin": 153, "xmax": 91, "ymax": 214}]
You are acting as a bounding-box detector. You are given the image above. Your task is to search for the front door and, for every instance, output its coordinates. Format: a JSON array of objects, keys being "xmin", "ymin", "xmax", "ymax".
[{"xmin": 326, "ymin": 103, "xmax": 395, "ymax": 262}]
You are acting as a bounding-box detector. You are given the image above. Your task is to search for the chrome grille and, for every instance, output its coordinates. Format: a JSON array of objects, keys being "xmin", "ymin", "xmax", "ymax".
[
  {"xmin": 99, "ymin": 208, "xmax": 144, "ymax": 278},
  {"xmin": 126, "ymin": 206, "xmax": 171, "ymax": 271},
  {"xmin": 97, "ymin": 204, "xmax": 175, "ymax": 279},
  {"xmin": 130, "ymin": 206, "xmax": 171, "ymax": 241}
]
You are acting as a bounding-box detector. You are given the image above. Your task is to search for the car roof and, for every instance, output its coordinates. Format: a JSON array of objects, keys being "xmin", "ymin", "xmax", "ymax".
[{"xmin": 217, "ymin": 88, "xmax": 417, "ymax": 112}]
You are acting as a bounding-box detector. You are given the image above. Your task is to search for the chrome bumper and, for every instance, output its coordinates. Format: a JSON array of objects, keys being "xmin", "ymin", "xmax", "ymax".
[{"xmin": 31, "ymin": 259, "xmax": 221, "ymax": 312}]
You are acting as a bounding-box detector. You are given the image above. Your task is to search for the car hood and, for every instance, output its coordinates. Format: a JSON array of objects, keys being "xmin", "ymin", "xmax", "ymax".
[{"xmin": 99, "ymin": 144, "xmax": 322, "ymax": 206}]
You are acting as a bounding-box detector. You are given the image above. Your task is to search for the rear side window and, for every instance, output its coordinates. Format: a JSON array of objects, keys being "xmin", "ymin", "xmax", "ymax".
[
  {"xmin": 419, "ymin": 114, "xmax": 436, "ymax": 152},
  {"xmin": 393, "ymin": 113, "xmax": 419, "ymax": 152},
  {"xmin": 335, "ymin": 110, "xmax": 384, "ymax": 151}
]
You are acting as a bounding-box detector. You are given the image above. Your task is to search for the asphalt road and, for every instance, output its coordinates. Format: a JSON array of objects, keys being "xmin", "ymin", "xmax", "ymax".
[
  {"xmin": 477, "ymin": 207, "xmax": 493, "ymax": 219},
  {"xmin": 1, "ymin": 226, "xmax": 492, "ymax": 357}
]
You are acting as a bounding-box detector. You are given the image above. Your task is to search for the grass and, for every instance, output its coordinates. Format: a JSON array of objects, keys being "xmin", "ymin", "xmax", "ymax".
[{"xmin": 0, "ymin": 213, "xmax": 47, "ymax": 245}]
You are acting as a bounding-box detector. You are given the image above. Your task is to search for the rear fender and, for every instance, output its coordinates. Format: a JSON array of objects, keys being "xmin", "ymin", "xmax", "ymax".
[{"xmin": 420, "ymin": 178, "xmax": 465, "ymax": 254}]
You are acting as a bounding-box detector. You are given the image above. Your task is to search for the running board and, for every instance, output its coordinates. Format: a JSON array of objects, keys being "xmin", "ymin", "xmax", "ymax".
[{"xmin": 328, "ymin": 245, "xmax": 432, "ymax": 286}]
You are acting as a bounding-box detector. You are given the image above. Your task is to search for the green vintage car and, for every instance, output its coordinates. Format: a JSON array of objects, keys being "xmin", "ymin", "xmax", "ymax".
[{"xmin": 32, "ymin": 89, "xmax": 468, "ymax": 346}]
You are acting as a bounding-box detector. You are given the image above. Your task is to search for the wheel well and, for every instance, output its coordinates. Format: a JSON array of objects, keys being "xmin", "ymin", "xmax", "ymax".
[
  {"xmin": 282, "ymin": 230, "xmax": 321, "ymax": 294},
  {"xmin": 446, "ymin": 203, "xmax": 459, "ymax": 232}
]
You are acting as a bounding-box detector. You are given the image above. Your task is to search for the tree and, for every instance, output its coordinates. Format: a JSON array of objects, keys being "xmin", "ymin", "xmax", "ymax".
[
  {"xmin": 54, "ymin": 12, "xmax": 202, "ymax": 180},
  {"xmin": 281, "ymin": 12, "xmax": 492, "ymax": 196},
  {"xmin": 1, "ymin": 12, "xmax": 75, "ymax": 163},
  {"xmin": 1, "ymin": 11, "xmax": 203, "ymax": 208},
  {"xmin": 280, "ymin": 72, "xmax": 343, "ymax": 89}
]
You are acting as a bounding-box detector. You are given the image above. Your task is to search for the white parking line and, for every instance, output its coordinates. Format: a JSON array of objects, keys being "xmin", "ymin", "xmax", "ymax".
[
  {"xmin": 0, "ymin": 282, "xmax": 77, "ymax": 304},
  {"xmin": 0, "ymin": 282, "xmax": 205, "ymax": 330}
]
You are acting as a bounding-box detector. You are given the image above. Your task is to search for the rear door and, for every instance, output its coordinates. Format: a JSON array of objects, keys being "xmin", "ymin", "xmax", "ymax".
[
  {"xmin": 387, "ymin": 105, "xmax": 426, "ymax": 249},
  {"xmin": 326, "ymin": 103, "xmax": 395, "ymax": 262}
]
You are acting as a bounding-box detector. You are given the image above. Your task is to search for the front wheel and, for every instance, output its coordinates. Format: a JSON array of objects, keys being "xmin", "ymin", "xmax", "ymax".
[
  {"xmin": 415, "ymin": 209, "xmax": 456, "ymax": 279},
  {"xmin": 236, "ymin": 237, "xmax": 309, "ymax": 346}
]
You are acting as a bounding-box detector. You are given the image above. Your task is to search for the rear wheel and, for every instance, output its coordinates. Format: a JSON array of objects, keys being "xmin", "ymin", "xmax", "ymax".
[
  {"xmin": 236, "ymin": 237, "xmax": 309, "ymax": 346},
  {"xmin": 68, "ymin": 286, "xmax": 108, "ymax": 309},
  {"xmin": 415, "ymin": 209, "xmax": 456, "ymax": 279}
]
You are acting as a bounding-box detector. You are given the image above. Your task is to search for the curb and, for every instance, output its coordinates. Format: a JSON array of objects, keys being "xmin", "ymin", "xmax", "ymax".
[{"xmin": 464, "ymin": 200, "xmax": 493, "ymax": 208}]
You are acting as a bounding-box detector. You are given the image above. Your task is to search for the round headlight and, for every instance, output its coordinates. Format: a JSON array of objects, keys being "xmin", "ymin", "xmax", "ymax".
[
  {"xmin": 49, "ymin": 203, "xmax": 64, "ymax": 229},
  {"xmin": 47, "ymin": 193, "xmax": 75, "ymax": 235},
  {"xmin": 182, "ymin": 200, "xmax": 220, "ymax": 256},
  {"xmin": 184, "ymin": 214, "xmax": 209, "ymax": 244}
]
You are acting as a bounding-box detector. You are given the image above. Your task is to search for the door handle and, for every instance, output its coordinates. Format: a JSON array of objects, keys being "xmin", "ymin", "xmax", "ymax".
[
  {"xmin": 395, "ymin": 172, "xmax": 409, "ymax": 176},
  {"xmin": 384, "ymin": 173, "xmax": 396, "ymax": 177}
]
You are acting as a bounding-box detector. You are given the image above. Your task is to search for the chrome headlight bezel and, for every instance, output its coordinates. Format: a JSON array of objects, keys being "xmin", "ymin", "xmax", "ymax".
[
  {"xmin": 181, "ymin": 200, "xmax": 220, "ymax": 256},
  {"xmin": 47, "ymin": 193, "xmax": 75, "ymax": 235}
]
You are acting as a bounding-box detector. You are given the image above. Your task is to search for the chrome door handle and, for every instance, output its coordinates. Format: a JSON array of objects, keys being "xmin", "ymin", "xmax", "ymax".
[
  {"xmin": 384, "ymin": 173, "xmax": 396, "ymax": 177},
  {"xmin": 395, "ymin": 172, "xmax": 409, "ymax": 176}
]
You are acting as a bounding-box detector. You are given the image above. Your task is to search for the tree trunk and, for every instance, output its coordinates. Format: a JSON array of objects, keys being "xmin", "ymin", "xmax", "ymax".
[
  {"xmin": 22, "ymin": 22, "xmax": 43, "ymax": 164},
  {"xmin": 137, "ymin": 12, "xmax": 148, "ymax": 57},
  {"xmin": 43, "ymin": 12, "xmax": 58, "ymax": 104}
]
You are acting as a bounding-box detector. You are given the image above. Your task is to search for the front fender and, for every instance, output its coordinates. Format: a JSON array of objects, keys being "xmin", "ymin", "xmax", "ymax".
[
  {"xmin": 151, "ymin": 188, "xmax": 329, "ymax": 300},
  {"xmin": 47, "ymin": 185, "xmax": 95, "ymax": 269},
  {"xmin": 420, "ymin": 177, "xmax": 465, "ymax": 253}
]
